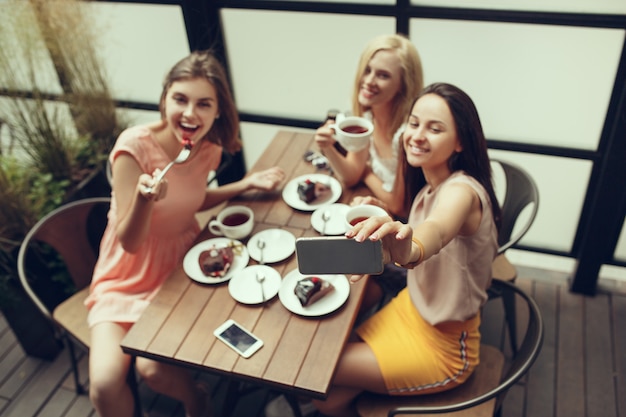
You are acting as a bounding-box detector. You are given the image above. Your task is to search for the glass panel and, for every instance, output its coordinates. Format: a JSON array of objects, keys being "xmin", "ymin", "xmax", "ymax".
[
  {"xmin": 411, "ymin": 0, "xmax": 626, "ymax": 15},
  {"xmin": 221, "ymin": 9, "xmax": 395, "ymax": 120},
  {"xmin": 410, "ymin": 19, "xmax": 623, "ymax": 150},
  {"xmin": 86, "ymin": 2, "xmax": 189, "ymax": 103}
]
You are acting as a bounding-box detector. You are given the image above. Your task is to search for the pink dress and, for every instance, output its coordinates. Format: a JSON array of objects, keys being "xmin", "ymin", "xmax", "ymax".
[{"xmin": 85, "ymin": 126, "xmax": 222, "ymax": 327}]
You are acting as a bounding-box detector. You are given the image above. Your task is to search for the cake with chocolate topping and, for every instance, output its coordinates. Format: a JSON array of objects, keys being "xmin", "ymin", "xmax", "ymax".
[
  {"xmin": 199, "ymin": 245, "xmax": 234, "ymax": 277},
  {"xmin": 297, "ymin": 179, "xmax": 331, "ymax": 204},
  {"xmin": 294, "ymin": 276, "xmax": 334, "ymax": 307}
]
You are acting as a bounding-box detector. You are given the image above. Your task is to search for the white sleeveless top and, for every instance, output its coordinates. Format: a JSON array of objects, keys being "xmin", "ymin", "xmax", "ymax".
[{"xmin": 364, "ymin": 111, "xmax": 404, "ymax": 193}]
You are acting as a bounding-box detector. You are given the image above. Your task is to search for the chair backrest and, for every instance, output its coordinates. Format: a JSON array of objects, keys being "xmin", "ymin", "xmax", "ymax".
[
  {"xmin": 491, "ymin": 159, "xmax": 539, "ymax": 254},
  {"xmin": 357, "ymin": 278, "xmax": 544, "ymax": 417},
  {"xmin": 17, "ymin": 197, "xmax": 110, "ymax": 320}
]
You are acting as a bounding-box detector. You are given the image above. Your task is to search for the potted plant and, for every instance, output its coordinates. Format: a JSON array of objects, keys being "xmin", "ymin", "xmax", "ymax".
[{"xmin": 0, "ymin": 0, "xmax": 126, "ymax": 358}]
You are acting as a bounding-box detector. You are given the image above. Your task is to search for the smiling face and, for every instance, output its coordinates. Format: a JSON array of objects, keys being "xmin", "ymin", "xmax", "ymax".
[
  {"xmin": 162, "ymin": 77, "xmax": 219, "ymax": 146},
  {"xmin": 358, "ymin": 49, "xmax": 403, "ymax": 112},
  {"xmin": 403, "ymin": 93, "xmax": 463, "ymax": 182}
]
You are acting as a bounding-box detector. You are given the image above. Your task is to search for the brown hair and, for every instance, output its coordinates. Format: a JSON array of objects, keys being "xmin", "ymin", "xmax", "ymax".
[
  {"xmin": 159, "ymin": 50, "xmax": 241, "ymax": 154},
  {"xmin": 402, "ymin": 83, "xmax": 502, "ymax": 228}
]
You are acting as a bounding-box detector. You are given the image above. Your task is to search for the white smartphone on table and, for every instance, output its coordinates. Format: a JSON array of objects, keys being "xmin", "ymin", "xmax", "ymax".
[
  {"xmin": 295, "ymin": 236, "xmax": 384, "ymax": 275},
  {"xmin": 213, "ymin": 319, "xmax": 263, "ymax": 358}
]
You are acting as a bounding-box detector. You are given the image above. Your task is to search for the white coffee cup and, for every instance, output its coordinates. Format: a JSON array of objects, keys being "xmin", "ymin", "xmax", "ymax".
[
  {"xmin": 330, "ymin": 113, "xmax": 373, "ymax": 152},
  {"xmin": 345, "ymin": 204, "xmax": 388, "ymax": 229},
  {"xmin": 208, "ymin": 205, "xmax": 254, "ymax": 240}
]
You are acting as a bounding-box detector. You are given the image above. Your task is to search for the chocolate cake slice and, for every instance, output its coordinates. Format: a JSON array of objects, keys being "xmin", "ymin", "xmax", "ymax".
[
  {"xmin": 199, "ymin": 245, "xmax": 234, "ymax": 277},
  {"xmin": 294, "ymin": 276, "xmax": 334, "ymax": 307},
  {"xmin": 297, "ymin": 179, "xmax": 331, "ymax": 204}
]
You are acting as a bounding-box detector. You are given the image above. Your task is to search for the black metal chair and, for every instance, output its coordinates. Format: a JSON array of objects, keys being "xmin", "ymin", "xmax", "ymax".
[
  {"xmin": 356, "ymin": 278, "xmax": 544, "ymax": 417},
  {"xmin": 489, "ymin": 158, "xmax": 540, "ymax": 356},
  {"xmin": 17, "ymin": 197, "xmax": 142, "ymax": 417}
]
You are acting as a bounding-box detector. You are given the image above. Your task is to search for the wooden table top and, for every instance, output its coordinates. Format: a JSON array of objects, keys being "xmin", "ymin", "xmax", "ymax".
[{"xmin": 121, "ymin": 130, "xmax": 372, "ymax": 399}]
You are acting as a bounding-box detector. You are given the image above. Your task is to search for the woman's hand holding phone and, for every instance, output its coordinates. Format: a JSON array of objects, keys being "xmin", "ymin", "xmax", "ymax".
[{"xmin": 346, "ymin": 215, "xmax": 414, "ymax": 270}]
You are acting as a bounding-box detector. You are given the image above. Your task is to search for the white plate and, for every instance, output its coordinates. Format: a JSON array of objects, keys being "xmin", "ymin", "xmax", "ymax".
[
  {"xmin": 282, "ymin": 174, "xmax": 342, "ymax": 212},
  {"xmin": 311, "ymin": 203, "xmax": 350, "ymax": 235},
  {"xmin": 228, "ymin": 265, "xmax": 282, "ymax": 304},
  {"xmin": 247, "ymin": 229, "xmax": 296, "ymax": 264},
  {"xmin": 278, "ymin": 269, "xmax": 350, "ymax": 317},
  {"xmin": 183, "ymin": 238, "xmax": 249, "ymax": 284}
]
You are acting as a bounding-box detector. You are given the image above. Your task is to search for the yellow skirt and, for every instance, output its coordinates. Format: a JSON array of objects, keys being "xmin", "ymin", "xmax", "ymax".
[{"xmin": 356, "ymin": 289, "xmax": 481, "ymax": 395}]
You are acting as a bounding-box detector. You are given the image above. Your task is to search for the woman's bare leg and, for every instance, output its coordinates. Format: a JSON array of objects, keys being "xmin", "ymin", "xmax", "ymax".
[
  {"xmin": 136, "ymin": 357, "xmax": 212, "ymax": 417},
  {"xmin": 313, "ymin": 342, "xmax": 387, "ymax": 417},
  {"xmin": 89, "ymin": 322, "xmax": 134, "ymax": 417}
]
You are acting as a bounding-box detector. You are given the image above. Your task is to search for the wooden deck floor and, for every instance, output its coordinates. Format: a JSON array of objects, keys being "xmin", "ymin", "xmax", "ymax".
[{"xmin": 1, "ymin": 267, "xmax": 624, "ymax": 417}]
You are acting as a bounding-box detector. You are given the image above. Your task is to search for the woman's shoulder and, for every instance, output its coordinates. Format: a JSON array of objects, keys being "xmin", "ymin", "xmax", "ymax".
[
  {"xmin": 115, "ymin": 123, "xmax": 163, "ymax": 150},
  {"xmin": 442, "ymin": 172, "xmax": 489, "ymax": 201},
  {"xmin": 118, "ymin": 124, "xmax": 156, "ymax": 142},
  {"xmin": 111, "ymin": 124, "xmax": 162, "ymax": 164}
]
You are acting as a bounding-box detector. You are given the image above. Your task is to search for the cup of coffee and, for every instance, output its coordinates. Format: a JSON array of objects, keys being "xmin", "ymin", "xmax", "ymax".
[
  {"xmin": 330, "ymin": 113, "xmax": 374, "ymax": 152},
  {"xmin": 208, "ymin": 205, "xmax": 254, "ymax": 240},
  {"xmin": 345, "ymin": 204, "xmax": 388, "ymax": 229}
]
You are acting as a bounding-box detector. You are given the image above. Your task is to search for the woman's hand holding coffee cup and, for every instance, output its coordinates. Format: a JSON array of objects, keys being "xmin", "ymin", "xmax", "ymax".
[
  {"xmin": 208, "ymin": 205, "xmax": 254, "ymax": 240},
  {"xmin": 314, "ymin": 119, "xmax": 338, "ymax": 151},
  {"xmin": 328, "ymin": 113, "xmax": 374, "ymax": 153}
]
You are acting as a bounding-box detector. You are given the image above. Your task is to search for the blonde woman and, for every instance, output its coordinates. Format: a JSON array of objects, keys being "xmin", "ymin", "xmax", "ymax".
[{"xmin": 315, "ymin": 33, "xmax": 424, "ymax": 217}]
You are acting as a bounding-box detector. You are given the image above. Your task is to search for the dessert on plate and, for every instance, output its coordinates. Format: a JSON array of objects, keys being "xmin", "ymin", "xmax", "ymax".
[
  {"xmin": 199, "ymin": 245, "xmax": 234, "ymax": 277},
  {"xmin": 294, "ymin": 276, "xmax": 335, "ymax": 307},
  {"xmin": 297, "ymin": 179, "xmax": 331, "ymax": 204}
]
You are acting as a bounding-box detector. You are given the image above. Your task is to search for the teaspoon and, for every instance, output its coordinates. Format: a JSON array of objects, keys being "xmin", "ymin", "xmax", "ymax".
[
  {"xmin": 256, "ymin": 271, "xmax": 266, "ymax": 303},
  {"xmin": 321, "ymin": 210, "xmax": 331, "ymax": 235},
  {"xmin": 256, "ymin": 238, "xmax": 266, "ymax": 265}
]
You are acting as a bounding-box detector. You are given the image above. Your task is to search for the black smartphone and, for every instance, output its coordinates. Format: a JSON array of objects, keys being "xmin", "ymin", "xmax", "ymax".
[{"xmin": 295, "ymin": 236, "xmax": 384, "ymax": 275}]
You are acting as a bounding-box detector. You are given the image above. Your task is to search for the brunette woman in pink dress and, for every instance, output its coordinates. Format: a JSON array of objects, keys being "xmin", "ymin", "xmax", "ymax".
[{"xmin": 85, "ymin": 50, "xmax": 285, "ymax": 417}]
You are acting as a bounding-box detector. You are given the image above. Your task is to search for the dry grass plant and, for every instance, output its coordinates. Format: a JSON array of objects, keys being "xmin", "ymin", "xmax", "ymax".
[{"xmin": 0, "ymin": 0, "xmax": 125, "ymax": 307}]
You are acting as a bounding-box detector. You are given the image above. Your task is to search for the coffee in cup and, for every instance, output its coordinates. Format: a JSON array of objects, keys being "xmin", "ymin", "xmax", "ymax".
[
  {"xmin": 208, "ymin": 205, "xmax": 254, "ymax": 240},
  {"xmin": 330, "ymin": 114, "xmax": 374, "ymax": 153},
  {"xmin": 345, "ymin": 204, "xmax": 388, "ymax": 229}
]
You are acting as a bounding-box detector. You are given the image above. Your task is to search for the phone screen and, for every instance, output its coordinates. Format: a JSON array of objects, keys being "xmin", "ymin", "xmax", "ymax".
[
  {"xmin": 214, "ymin": 320, "xmax": 263, "ymax": 358},
  {"xmin": 295, "ymin": 237, "xmax": 384, "ymax": 275}
]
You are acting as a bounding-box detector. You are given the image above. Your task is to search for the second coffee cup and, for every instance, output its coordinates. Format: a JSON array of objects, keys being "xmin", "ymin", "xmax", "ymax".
[
  {"xmin": 209, "ymin": 205, "xmax": 254, "ymax": 240},
  {"xmin": 345, "ymin": 204, "xmax": 388, "ymax": 229}
]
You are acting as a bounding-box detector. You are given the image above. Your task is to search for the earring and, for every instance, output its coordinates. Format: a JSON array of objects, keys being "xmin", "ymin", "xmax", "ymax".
[{"xmin": 215, "ymin": 114, "xmax": 220, "ymax": 119}]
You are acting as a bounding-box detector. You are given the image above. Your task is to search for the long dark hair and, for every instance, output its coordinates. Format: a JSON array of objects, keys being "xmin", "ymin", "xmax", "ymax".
[
  {"xmin": 159, "ymin": 50, "xmax": 242, "ymax": 154},
  {"xmin": 401, "ymin": 82, "xmax": 501, "ymax": 228}
]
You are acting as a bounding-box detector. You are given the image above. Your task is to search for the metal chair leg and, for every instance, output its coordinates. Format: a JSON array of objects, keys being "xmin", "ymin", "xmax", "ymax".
[
  {"xmin": 64, "ymin": 335, "xmax": 86, "ymax": 395},
  {"xmin": 502, "ymin": 288, "xmax": 518, "ymax": 357},
  {"xmin": 127, "ymin": 356, "xmax": 143, "ymax": 417}
]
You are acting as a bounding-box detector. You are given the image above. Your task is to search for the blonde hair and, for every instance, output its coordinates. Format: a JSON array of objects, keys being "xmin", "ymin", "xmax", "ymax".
[
  {"xmin": 159, "ymin": 50, "xmax": 242, "ymax": 154},
  {"xmin": 351, "ymin": 34, "xmax": 424, "ymax": 135}
]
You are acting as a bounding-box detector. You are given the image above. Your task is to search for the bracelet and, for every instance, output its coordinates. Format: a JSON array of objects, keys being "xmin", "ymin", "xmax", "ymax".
[{"xmin": 394, "ymin": 237, "xmax": 425, "ymax": 269}]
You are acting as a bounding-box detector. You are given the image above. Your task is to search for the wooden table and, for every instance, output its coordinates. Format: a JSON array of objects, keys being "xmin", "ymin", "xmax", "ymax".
[{"xmin": 121, "ymin": 130, "xmax": 371, "ymax": 402}]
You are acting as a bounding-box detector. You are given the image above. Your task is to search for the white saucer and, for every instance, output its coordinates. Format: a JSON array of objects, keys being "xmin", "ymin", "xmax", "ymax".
[
  {"xmin": 278, "ymin": 269, "xmax": 350, "ymax": 317},
  {"xmin": 228, "ymin": 265, "xmax": 282, "ymax": 304},
  {"xmin": 282, "ymin": 174, "xmax": 342, "ymax": 212},
  {"xmin": 311, "ymin": 203, "xmax": 350, "ymax": 235},
  {"xmin": 247, "ymin": 229, "xmax": 296, "ymax": 264},
  {"xmin": 184, "ymin": 238, "xmax": 249, "ymax": 284}
]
